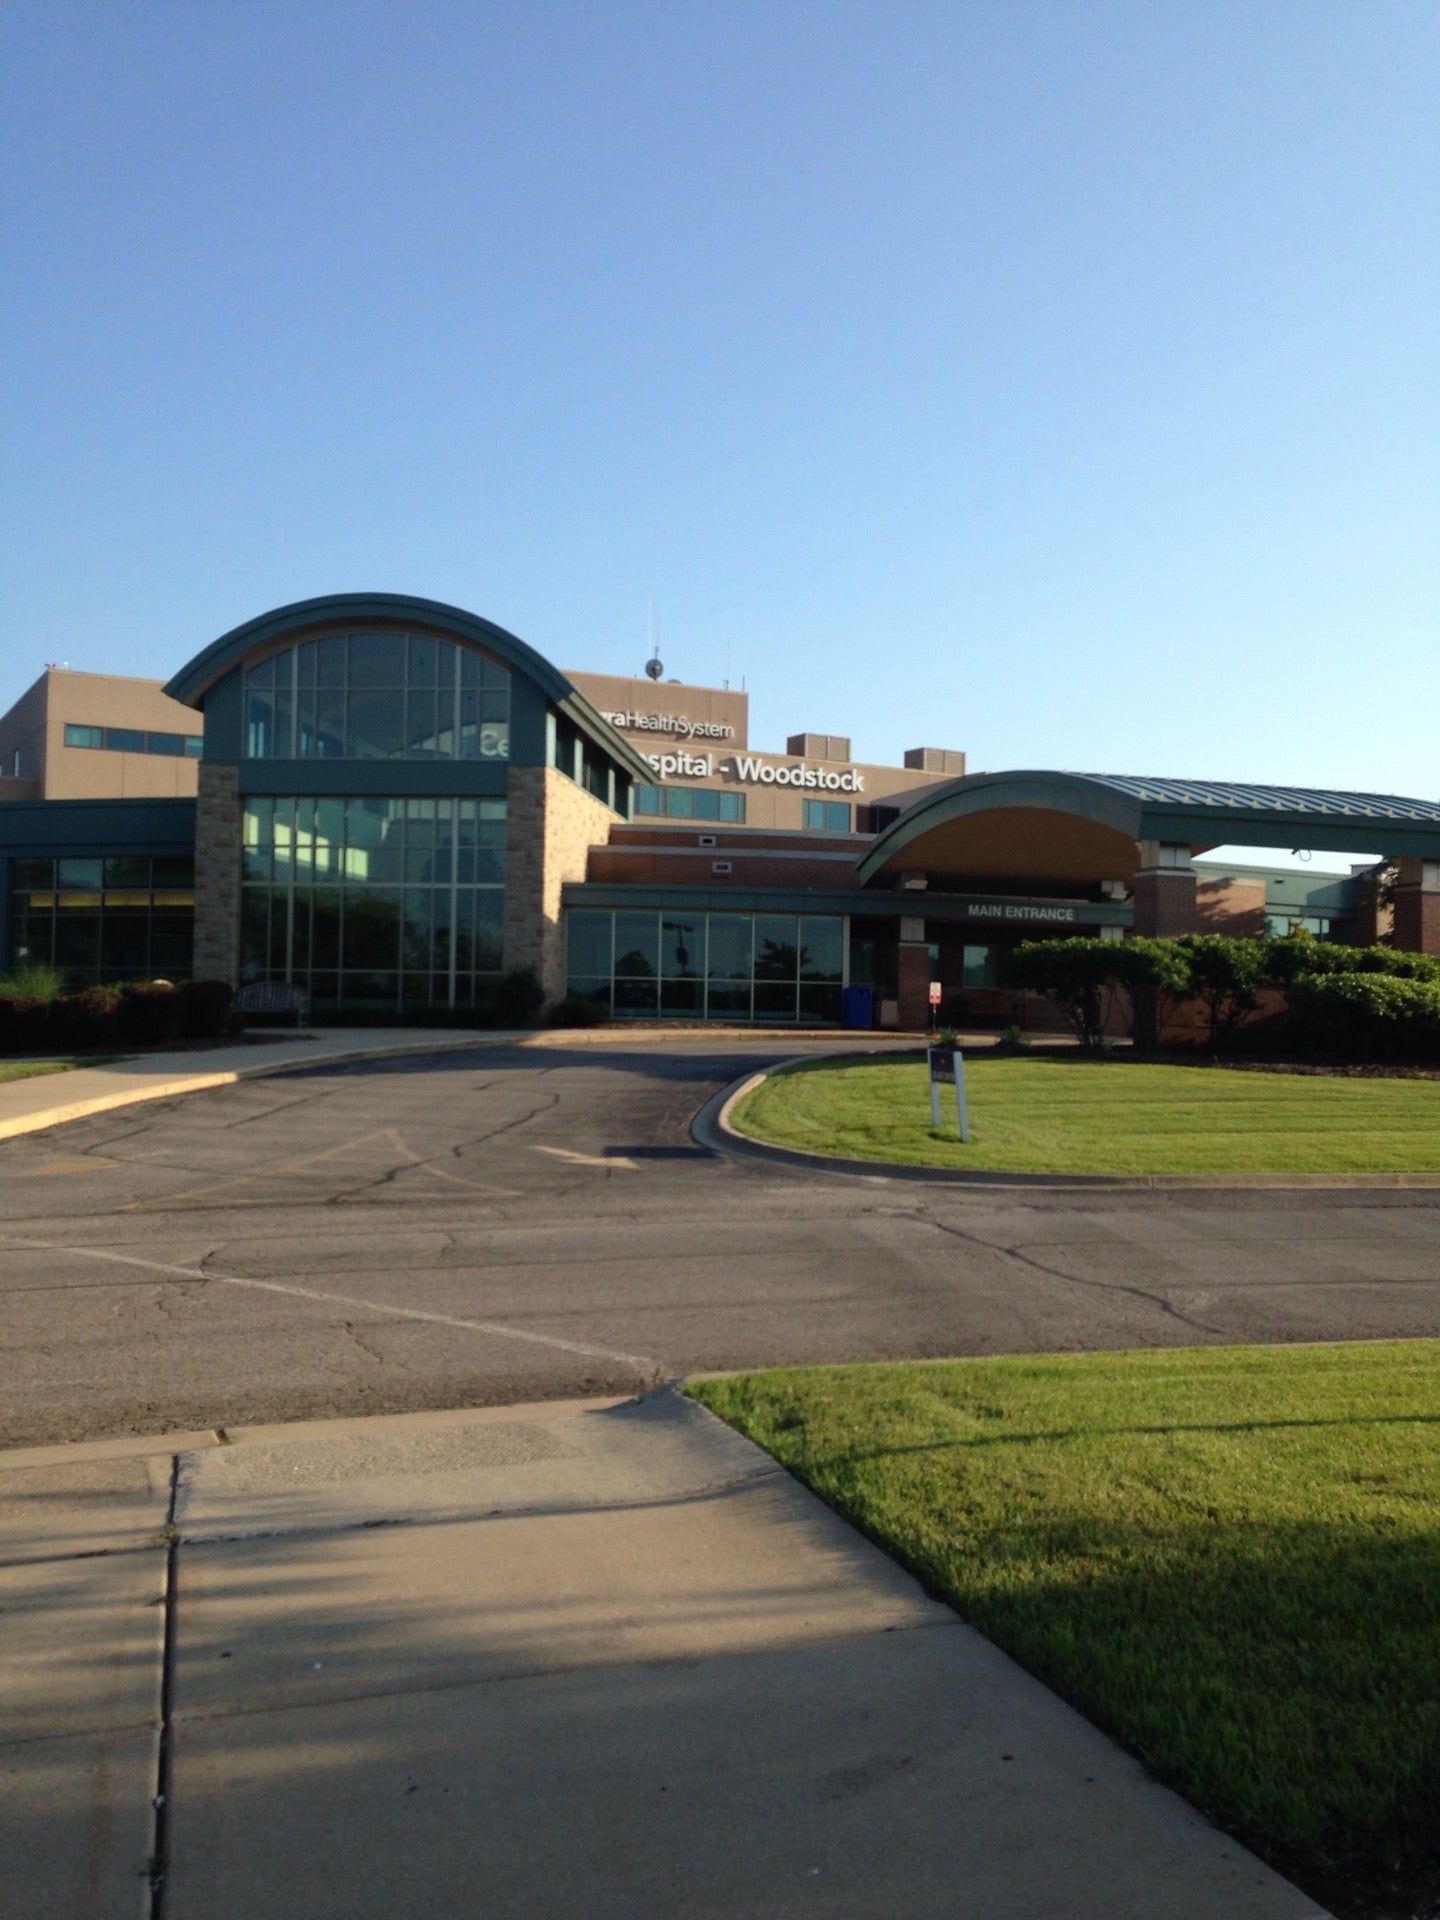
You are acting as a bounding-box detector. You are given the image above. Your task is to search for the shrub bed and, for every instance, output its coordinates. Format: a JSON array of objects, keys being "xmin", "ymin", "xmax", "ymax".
[
  {"xmin": 0, "ymin": 978, "xmax": 236, "ymax": 1055},
  {"xmin": 1010, "ymin": 936, "xmax": 1440, "ymax": 1060}
]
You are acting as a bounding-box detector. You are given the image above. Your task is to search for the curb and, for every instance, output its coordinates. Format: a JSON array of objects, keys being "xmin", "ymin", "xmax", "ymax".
[
  {"xmin": 0, "ymin": 1033, "xmax": 519, "ymax": 1143},
  {"xmin": 694, "ymin": 1058, "xmax": 1440, "ymax": 1192},
  {"xmin": 0, "ymin": 1028, "xmax": 912, "ymax": 1145}
]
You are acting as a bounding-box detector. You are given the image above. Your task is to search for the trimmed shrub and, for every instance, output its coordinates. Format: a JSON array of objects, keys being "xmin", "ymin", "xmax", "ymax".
[
  {"xmin": 0, "ymin": 995, "xmax": 51, "ymax": 1054},
  {"xmin": 1263, "ymin": 940, "xmax": 1440, "ymax": 987},
  {"xmin": 1173, "ymin": 935, "xmax": 1269, "ymax": 1051},
  {"xmin": 49, "ymin": 986, "xmax": 123, "ymax": 1052},
  {"xmin": 117, "ymin": 981, "xmax": 184, "ymax": 1046},
  {"xmin": 1110, "ymin": 937, "xmax": 1193, "ymax": 1054},
  {"xmin": 1286, "ymin": 973, "xmax": 1440, "ymax": 1060},
  {"xmin": 546, "ymin": 994, "xmax": 607, "ymax": 1028},
  {"xmin": 1010, "ymin": 939, "xmax": 1121, "ymax": 1052},
  {"xmin": 494, "ymin": 966, "xmax": 546, "ymax": 1028},
  {"xmin": 178, "ymin": 978, "xmax": 235, "ymax": 1039}
]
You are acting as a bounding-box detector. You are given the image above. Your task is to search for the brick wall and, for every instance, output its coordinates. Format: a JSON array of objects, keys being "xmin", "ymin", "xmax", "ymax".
[
  {"xmin": 1393, "ymin": 884, "xmax": 1440, "ymax": 955},
  {"xmin": 193, "ymin": 762, "xmax": 241, "ymax": 984},
  {"xmin": 586, "ymin": 846, "xmax": 866, "ymax": 891},
  {"xmin": 505, "ymin": 766, "xmax": 620, "ymax": 1002},
  {"xmin": 1197, "ymin": 876, "xmax": 1266, "ymax": 939},
  {"xmin": 1132, "ymin": 869, "xmax": 1198, "ymax": 938}
]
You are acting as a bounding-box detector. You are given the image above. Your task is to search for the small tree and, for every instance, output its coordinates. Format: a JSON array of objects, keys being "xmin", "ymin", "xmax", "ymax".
[
  {"xmin": 1173, "ymin": 935, "xmax": 1267, "ymax": 1052},
  {"xmin": 1009, "ymin": 939, "xmax": 1121, "ymax": 1053},
  {"xmin": 1111, "ymin": 938, "xmax": 1193, "ymax": 1054}
]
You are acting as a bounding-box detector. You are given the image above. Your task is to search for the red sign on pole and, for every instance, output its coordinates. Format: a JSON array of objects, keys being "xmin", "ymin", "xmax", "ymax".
[{"xmin": 928, "ymin": 980, "xmax": 942, "ymax": 1008}]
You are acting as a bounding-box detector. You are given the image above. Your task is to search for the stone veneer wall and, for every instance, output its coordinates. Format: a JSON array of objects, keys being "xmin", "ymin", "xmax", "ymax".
[
  {"xmin": 193, "ymin": 761, "xmax": 242, "ymax": 984},
  {"xmin": 504, "ymin": 765, "xmax": 620, "ymax": 1002}
]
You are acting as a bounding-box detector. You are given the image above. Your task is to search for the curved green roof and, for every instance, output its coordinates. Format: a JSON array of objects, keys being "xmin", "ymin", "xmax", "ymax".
[
  {"xmin": 163, "ymin": 591, "xmax": 654, "ymax": 782},
  {"xmin": 164, "ymin": 592, "xmax": 576, "ymax": 708},
  {"xmin": 1073, "ymin": 773, "xmax": 1440, "ymax": 825},
  {"xmin": 858, "ymin": 769, "xmax": 1440, "ymax": 882}
]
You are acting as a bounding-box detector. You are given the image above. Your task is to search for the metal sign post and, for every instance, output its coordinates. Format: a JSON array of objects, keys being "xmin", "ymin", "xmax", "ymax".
[
  {"xmin": 928, "ymin": 980, "xmax": 942, "ymax": 1026},
  {"xmin": 927, "ymin": 1045, "xmax": 970, "ymax": 1142}
]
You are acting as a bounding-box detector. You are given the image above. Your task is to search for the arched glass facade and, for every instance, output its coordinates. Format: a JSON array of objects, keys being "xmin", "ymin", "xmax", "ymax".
[{"xmin": 243, "ymin": 631, "xmax": 510, "ymax": 762}]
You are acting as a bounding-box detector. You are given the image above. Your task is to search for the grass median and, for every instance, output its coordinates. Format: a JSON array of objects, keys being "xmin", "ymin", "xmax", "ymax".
[
  {"xmin": 0, "ymin": 1056, "xmax": 123, "ymax": 1086},
  {"xmin": 691, "ymin": 1342, "xmax": 1440, "ymax": 1916},
  {"xmin": 730, "ymin": 1053, "xmax": 1440, "ymax": 1175}
]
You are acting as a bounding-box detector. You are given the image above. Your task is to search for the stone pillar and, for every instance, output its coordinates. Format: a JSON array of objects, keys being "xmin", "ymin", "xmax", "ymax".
[
  {"xmin": 192, "ymin": 762, "xmax": 242, "ymax": 985},
  {"xmin": 1132, "ymin": 841, "xmax": 1197, "ymax": 939},
  {"xmin": 1391, "ymin": 859, "xmax": 1440, "ymax": 955},
  {"xmin": 504, "ymin": 764, "xmax": 621, "ymax": 1004},
  {"xmin": 896, "ymin": 913, "xmax": 931, "ymax": 1031}
]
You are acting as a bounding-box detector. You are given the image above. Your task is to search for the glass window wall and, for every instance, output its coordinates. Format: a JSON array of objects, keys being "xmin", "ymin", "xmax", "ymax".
[
  {"xmin": 634, "ymin": 785, "xmax": 745, "ymax": 822},
  {"xmin": 63, "ymin": 723, "xmax": 205, "ymax": 757},
  {"xmin": 7, "ymin": 856, "xmax": 195, "ymax": 983},
  {"xmin": 243, "ymin": 633, "xmax": 510, "ymax": 763},
  {"xmin": 240, "ymin": 796, "xmax": 506, "ymax": 1015},
  {"xmin": 567, "ymin": 909, "xmax": 845, "ymax": 1023}
]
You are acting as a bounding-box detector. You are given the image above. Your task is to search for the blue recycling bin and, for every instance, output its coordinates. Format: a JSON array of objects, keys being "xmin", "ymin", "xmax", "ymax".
[{"xmin": 842, "ymin": 985, "xmax": 875, "ymax": 1029}]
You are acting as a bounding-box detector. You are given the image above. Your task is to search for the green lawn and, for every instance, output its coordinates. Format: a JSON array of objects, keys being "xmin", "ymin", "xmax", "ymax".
[
  {"xmin": 731, "ymin": 1053, "xmax": 1440, "ymax": 1174},
  {"xmin": 0, "ymin": 1057, "xmax": 121, "ymax": 1086},
  {"xmin": 691, "ymin": 1344, "xmax": 1440, "ymax": 1900}
]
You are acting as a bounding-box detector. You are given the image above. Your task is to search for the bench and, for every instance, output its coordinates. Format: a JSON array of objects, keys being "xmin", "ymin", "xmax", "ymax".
[{"xmin": 235, "ymin": 979, "xmax": 311, "ymax": 1028}]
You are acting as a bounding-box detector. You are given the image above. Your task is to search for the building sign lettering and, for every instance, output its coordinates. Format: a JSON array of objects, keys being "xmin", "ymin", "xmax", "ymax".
[
  {"xmin": 966, "ymin": 903, "xmax": 1076, "ymax": 922},
  {"xmin": 641, "ymin": 749, "xmax": 865, "ymax": 792},
  {"xmin": 602, "ymin": 710, "xmax": 735, "ymax": 741}
]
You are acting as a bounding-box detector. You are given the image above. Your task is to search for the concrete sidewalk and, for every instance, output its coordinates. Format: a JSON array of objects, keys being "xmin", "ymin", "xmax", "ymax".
[
  {"xmin": 0, "ymin": 1028, "xmax": 529, "ymax": 1141},
  {"xmin": 0, "ymin": 1391, "xmax": 1326, "ymax": 1919}
]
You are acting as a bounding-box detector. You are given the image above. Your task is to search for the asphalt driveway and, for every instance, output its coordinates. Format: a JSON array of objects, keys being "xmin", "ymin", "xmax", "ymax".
[{"xmin": 2, "ymin": 1039, "xmax": 1438, "ymax": 1447}]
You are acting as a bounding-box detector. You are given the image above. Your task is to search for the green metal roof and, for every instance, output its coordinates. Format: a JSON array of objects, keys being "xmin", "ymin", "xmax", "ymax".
[
  {"xmin": 858, "ymin": 769, "xmax": 1440, "ymax": 882},
  {"xmin": 1075, "ymin": 774, "xmax": 1440, "ymax": 825},
  {"xmin": 163, "ymin": 592, "xmax": 653, "ymax": 783}
]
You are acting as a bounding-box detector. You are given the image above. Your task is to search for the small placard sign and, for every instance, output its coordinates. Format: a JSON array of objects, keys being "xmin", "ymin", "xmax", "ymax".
[{"xmin": 927, "ymin": 1045, "xmax": 969, "ymax": 1142}]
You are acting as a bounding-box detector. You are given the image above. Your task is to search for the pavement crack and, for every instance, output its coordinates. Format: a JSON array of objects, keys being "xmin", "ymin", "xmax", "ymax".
[
  {"xmin": 922, "ymin": 1215, "xmax": 1229, "ymax": 1337},
  {"xmin": 340, "ymin": 1319, "xmax": 390, "ymax": 1367}
]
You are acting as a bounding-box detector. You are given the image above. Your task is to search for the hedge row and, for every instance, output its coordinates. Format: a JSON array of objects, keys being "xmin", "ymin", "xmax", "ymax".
[
  {"xmin": 0, "ymin": 979, "xmax": 235, "ymax": 1055},
  {"xmin": 1009, "ymin": 936, "xmax": 1440, "ymax": 1058}
]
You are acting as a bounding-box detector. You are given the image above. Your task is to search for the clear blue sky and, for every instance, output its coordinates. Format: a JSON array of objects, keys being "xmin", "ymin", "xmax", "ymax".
[{"xmin": 4, "ymin": 1, "xmax": 1436, "ymax": 845}]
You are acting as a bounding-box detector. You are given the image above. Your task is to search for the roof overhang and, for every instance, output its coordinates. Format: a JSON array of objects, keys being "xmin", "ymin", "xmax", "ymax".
[{"xmin": 859, "ymin": 770, "xmax": 1440, "ymax": 885}]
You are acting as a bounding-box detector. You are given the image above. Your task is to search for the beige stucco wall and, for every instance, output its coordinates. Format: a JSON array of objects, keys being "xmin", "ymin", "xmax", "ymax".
[
  {"xmin": 566, "ymin": 671, "xmax": 750, "ymax": 749},
  {"xmin": 0, "ymin": 676, "xmax": 50, "ymax": 788},
  {"xmin": 504, "ymin": 766, "xmax": 621, "ymax": 1002},
  {"xmin": 0, "ymin": 670, "xmax": 208, "ymax": 799}
]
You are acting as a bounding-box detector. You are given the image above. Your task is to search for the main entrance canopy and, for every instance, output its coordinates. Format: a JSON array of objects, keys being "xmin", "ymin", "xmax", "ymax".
[
  {"xmin": 858, "ymin": 770, "xmax": 1440, "ymax": 953},
  {"xmin": 860, "ymin": 771, "xmax": 1440, "ymax": 882}
]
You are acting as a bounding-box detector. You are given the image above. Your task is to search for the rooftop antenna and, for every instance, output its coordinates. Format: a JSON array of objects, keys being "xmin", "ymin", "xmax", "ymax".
[
  {"xmin": 724, "ymin": 640, "xmax": 731, "ymax": 691},
  {"xmin": 644, "ymin": 597, "xmax": 663, "ymax": 680}
]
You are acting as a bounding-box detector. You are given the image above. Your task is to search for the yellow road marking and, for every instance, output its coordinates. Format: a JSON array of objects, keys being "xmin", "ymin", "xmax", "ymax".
[
  {"xmin": 121, "ymin": 1128, "xmax": 517, "ymax": 1209},
  {"xmin": 532, "ymin": 1145, "xmax": 637, "ymax": 1171},
  {"xmin": 38, "ymin": 1159, "xmax": 119, "ymax": 1174}
]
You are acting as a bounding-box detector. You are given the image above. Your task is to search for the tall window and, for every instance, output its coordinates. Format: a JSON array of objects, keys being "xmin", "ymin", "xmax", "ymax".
[
  {"xmin": 566, "ymin": 909, "xmax": 845, "ymax": 1022},
  {"xmin": 243, "ymin": 633, "xmax": 510, "ymax": 762},
  {"xmin": 240, "ymin": 796, "xmax": 506, "ymax": 1013}
]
